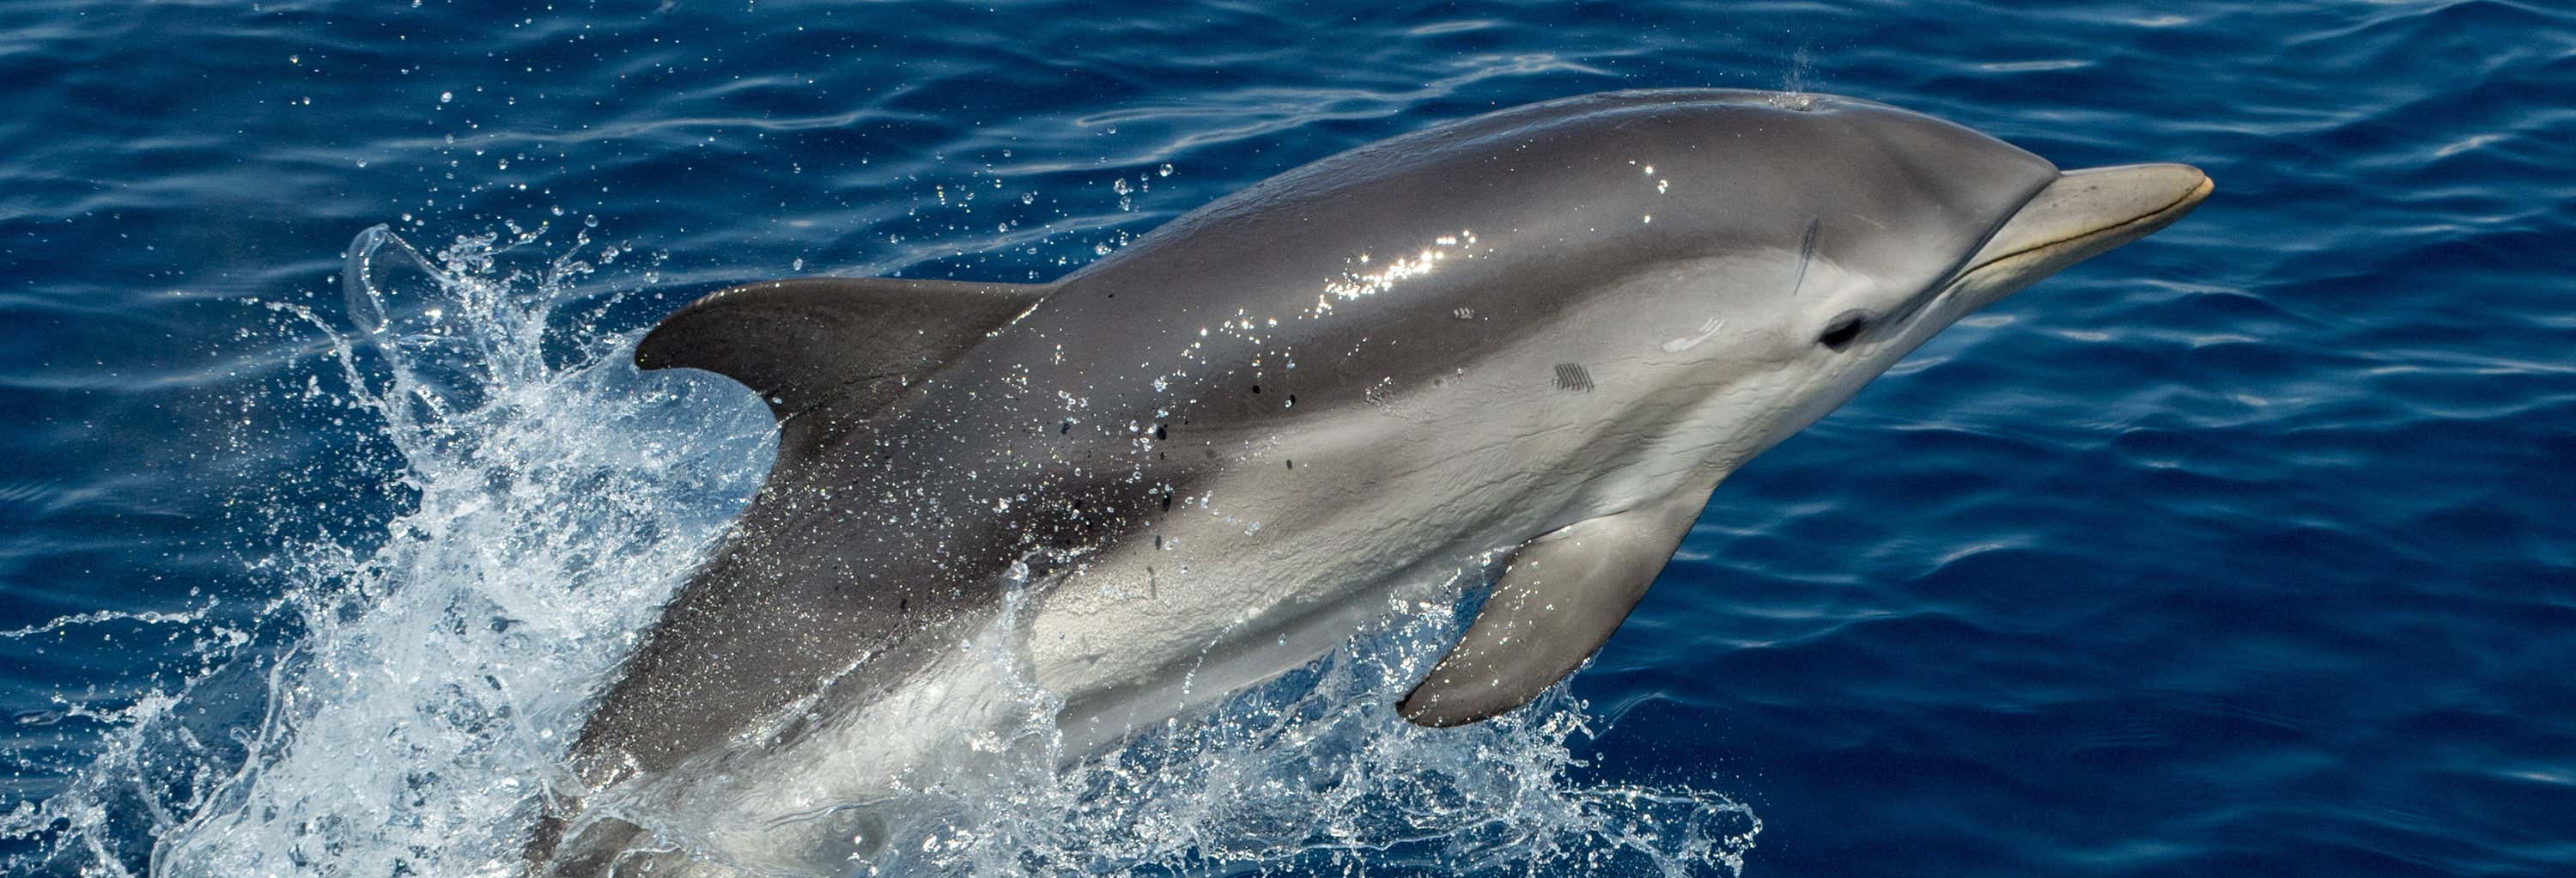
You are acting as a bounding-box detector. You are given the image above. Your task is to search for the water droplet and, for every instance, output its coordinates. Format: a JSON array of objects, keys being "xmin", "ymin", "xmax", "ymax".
[
  {"xmin": 1158, "ymin": 163, "xmax": 1174, "ymax": 177},
  {"xmin": 439, "ymin": 91, "xmax": 453, "ymax": 103}
]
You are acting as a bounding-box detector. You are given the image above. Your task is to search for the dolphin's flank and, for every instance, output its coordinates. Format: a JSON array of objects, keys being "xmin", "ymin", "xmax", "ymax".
[{"xmin": 534, "ymin": 88, "xmax": 2208, "ymax": 875}]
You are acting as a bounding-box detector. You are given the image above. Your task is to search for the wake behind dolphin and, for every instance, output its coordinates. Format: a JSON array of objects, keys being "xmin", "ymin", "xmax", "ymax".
[{"xmin": 536, "ymin": 88, "xmax": 2209, "ymax": 874}]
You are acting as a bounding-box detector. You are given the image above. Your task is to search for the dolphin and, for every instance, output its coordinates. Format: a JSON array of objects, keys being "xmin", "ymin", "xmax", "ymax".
[{"xmin": 535, "ymin": 88, "xmax": 2209, "ymax": 873}]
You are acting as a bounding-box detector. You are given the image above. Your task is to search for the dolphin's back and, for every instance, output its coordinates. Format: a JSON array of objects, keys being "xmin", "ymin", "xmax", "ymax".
[{"xmin": 958, "ymin": 89, "xmax": 2053, "ymax": 438}]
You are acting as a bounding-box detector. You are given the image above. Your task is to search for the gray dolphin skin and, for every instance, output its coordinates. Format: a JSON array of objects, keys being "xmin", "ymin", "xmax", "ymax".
[{"xmin": 537, "ymin": 88, "xmax": 2209, "ymax": 874}]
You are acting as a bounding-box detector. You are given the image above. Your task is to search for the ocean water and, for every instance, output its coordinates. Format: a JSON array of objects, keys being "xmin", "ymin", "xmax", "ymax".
[{"xmin": 3, "ymin": 0, "xmax": 2571, "ymax": 875}]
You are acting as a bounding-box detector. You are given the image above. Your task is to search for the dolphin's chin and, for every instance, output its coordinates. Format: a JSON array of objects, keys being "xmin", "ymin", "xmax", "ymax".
[{"xmin": 1941, "ymin": 162, "xmax": 2213, "ymax": 310}]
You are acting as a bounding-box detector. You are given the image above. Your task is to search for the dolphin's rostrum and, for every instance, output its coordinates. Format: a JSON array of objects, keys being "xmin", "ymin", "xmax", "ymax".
[{"xmin": 537, "ymin": 88, "xmax": 2209, "ymax": 874}]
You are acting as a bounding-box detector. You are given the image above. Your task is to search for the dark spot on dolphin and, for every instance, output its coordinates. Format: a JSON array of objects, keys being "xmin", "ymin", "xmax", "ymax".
[
  {"xmin": 1250, "ymin": 384, "xmax": 1261, "ymax": 394},
  {"xmin": 1153, "ymin": 424, "xmax": 1166, "ymax": 440},
  {"xmin": 1154, "ymin": 534, "xmax": 1163, "ymax": 550},
  {"xmin": 1060, "ymin": 419, "xmax": 1073, "ymax": 434},
  {"xmin": 1553, "ymin": 363, "xmax": 1595, "ymax": 393},
  {"xmin": 1285, "ymin": 459, "xmax": 1294, "ymax": 469},
  {"xmin": 1161, "ymin": 495, "xmax": 1173, "ymax": 511}
]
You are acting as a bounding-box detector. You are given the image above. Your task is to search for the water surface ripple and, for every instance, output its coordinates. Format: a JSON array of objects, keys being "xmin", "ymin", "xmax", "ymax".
[{"xmin": 2, "ymin": 1, "xmax": 2571, "ymax": 875}]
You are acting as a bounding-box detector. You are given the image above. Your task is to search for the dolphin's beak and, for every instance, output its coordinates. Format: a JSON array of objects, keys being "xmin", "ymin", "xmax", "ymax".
[{"xmin": 1945, "ymin": 162, "xmax": 2213, "ymax": 306}]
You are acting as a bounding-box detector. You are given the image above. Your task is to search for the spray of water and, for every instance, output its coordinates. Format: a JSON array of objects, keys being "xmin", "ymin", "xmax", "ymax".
[
  {"xmin": 1768, "ymin": 46, "xmax": 1820, "ymax": 112},
  {"xmin": 6, "ymin": 223, "xmax": 1758, "ymax": 876}
]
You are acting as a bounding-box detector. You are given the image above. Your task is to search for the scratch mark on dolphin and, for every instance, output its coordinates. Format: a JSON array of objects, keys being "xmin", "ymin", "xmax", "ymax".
[
  {"xmin": 1552, "ymin": 363, "xmax": 1595, "ymax": 393},
  {"xmin": 1791, "ymin": 217, "xmax": 1821, "ymax": 296}
]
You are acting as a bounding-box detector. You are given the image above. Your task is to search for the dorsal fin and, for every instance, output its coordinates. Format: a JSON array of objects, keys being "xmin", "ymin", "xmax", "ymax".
[{"xmin": 635, "ymin": 277, "xmax": 1051, "ymax": 454}]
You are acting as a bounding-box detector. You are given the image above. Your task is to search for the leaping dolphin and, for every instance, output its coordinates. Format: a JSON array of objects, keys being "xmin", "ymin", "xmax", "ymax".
[{"xmin": 536, "ymin": 88, "xmax": 2209, "ymax": 874}]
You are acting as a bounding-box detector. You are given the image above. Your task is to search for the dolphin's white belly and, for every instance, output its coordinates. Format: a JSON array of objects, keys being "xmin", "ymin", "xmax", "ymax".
[
  {"xmin": 1017, "ymin": 298, "xmax": 1814, "ymax": 754},
  {"xmin": 1021, "ymin": 369, "xmax": 1641, "ymax": 753}
]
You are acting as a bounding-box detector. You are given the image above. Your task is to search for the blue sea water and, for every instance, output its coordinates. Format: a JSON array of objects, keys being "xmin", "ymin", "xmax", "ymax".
[{"xmin": 3, "ymin": 0, "xmax": 2572, "ymax": 875}]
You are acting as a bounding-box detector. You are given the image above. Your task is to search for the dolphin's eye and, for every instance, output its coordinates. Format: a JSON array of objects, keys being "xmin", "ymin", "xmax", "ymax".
[{"xmin": 1818, "ymin": 312, "xmax": 1869, "ymax": 351}]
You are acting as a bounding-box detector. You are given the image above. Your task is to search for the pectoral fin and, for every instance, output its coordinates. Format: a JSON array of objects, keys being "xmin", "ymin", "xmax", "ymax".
[{"xmin": 1399, "ymin": 490, "xmax": 1706, "ymax": 727}]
